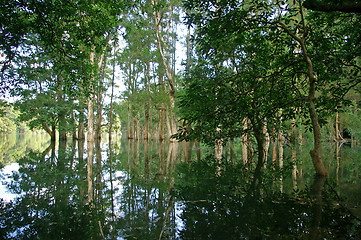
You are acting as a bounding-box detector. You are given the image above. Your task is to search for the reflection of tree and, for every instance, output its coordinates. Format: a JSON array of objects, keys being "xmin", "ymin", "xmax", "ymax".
[
  {"xmin": 112, "ymin": 140, "xmax": 178, "ymax": 239},
  {"xmin": 0, "ymin": 133, "xmax": 50, "ymax": 166},
  {"xmin": 174, "ymin": 158, "xmax": 361, "ymax": 239},
  {"xmin": 0, "ymin": 141, "xmax": 103, "ymax": 239}
]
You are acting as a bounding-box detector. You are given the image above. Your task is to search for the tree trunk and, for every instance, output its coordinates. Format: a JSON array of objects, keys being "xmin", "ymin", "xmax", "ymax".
[
  {"xmin": 152, "ymin": 0, "xmax": 177, "ymax": 141},
  {"xmin": 108, "ymin": 46, "xmax": 116, "ymax": 142},
  {"xmin": 78, "ymin": 108, "xmax": 85, "ymax": 140},
  {"xmin": 253, "ymin": 123, "xmax": 265, "ymax": 173},
  {"xmin": 278, "ymin": 129, "xmax": 284, "ymax": 168},
  {"xmin": 309, "ymin": 101, "xmax": 328, "ymax": 176},
  {"xmin": 159, "ymin": 108, "xmax": 165, "ymax": 141},
  {"xmin": 71, "ymin": 111, "xmax": 77, "ymax": 140},
  {"xmin": 95, "ymin": 96, "xmax": 103, "ymax": 140},
  {"xmin": 271, "ymin": 127, "xmax": 277, "ymax": 165},
  {"xmin": 42, "ymin": 123, "xmax": 56, "ymax": 142},
  {"xmin": 241, "ymin": 118, "xmax": 248, "ymax": 165},
  {"xmin": 87, "ymin": 50, "xmax": 95, "ymax": 143},
  {"xmin": 87, "ymin": 140, "xmax": 94, "ymax": 206},
  {"xmin": 335, "ymin": 111, "xmax": 340, "ymax": 141},
  {"xmin": 306, "ymin": 50, "xmax": 327, "ymax": 176},
  {"xmin": 263, "ymin": 122, "xmax": 270, "ymax": 166},
  {"xmin": 87, "ymin": 97, "xmax": 95, "ymax": 143},
  {"xmin": 279, "ymin": 2, "xmax": 327, "ymax": 176}
]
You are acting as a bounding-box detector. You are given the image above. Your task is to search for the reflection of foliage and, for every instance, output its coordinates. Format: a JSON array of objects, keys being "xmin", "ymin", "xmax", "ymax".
[
  {"xmin": 174, "ymin": 157, "xmax": 361, "ymax": 239},
  {"xmin": 1, "ymin": 138, "xmax": 361, "ymax": 239},
  {"xmin": 0, "ymin": 133, "xmax": 50, "ymax": 167},
  {"xmin": 0, "ymin": 143, "xmax": 102, "ymax": 239}
]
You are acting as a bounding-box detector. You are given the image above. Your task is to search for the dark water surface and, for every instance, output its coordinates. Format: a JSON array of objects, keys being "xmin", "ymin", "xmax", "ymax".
[{"xmin": 0, "ymin": 134, "xmax": 360, "ymax": 239}]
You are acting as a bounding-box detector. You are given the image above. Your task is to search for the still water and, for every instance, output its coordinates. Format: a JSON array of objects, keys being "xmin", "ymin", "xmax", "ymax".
[{"xmin": 0, "ymin": 133, "xmax": 360, "ymax": 239}]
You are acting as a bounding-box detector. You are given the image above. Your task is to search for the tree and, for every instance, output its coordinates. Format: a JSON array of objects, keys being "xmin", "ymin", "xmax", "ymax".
[
  {"xmin": 1, "ymin": 0, "xmax": 130, "ymax": 142},
  {"xmin": 179, "ymin": 0, "xmax": 361, "ymax": 175}
]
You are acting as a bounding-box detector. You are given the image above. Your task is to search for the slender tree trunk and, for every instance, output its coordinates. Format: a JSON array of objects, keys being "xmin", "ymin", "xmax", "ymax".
[
  {"xmin": 271, "ymin": 127, "xmax": 277, "ymax": 165},
  {"xmin": 88, "ymin": 50, "xmax": 95, "ymax": 143},
  {"xmin": 71, "ymin": 110, "xmax": 77, "ymax": 140},
  {"xmin": 95, "ymin": 95, "xmax": 103, "ymax": 140},
  {"xmin": 144, "ymin": 61, "xmax": 150, "ymax": 140},
  {"xmin": 335, "ymin": 111, "xmax": 340, "ymax": 141},
  {"xmin": 278, "ymin": 129, "xmax": 284, "ymax": 168},
  {"xmin": 300, "ymin": 4, "xmax": 327, "ymax": 176},
  {"xmin": 279, "ymin": 1, "xmax": 327, "ymax": 176},
  {"xmin": 159, "ymin": 108, "xmax": 165, "ymax": 141},
  {"xmin": 87, "ymin": 140, "xmax": 94, "ymax": 206},
  {"xmin": 263, "ymin": 122, "xmax": 270, "ymax": 166},
  {"xmin": 241, "ymin": 118, "xmax": 248, "ymax": 165},
  {"xmin": 152, "ymin": 0, "xmax": 177, "ymax": 141},
  {"xmin": 78, "ymin": 108, "xmax": 85, "ymax": 140},
  {"xmin": 109, "ymin": 46, "xmax": 116, "ymax": 142}
]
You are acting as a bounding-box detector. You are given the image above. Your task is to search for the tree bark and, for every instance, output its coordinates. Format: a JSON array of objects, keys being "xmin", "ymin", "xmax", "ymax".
[
  {"xmin": 78, "ymin": 108, "xmax": 85, "ymax": 140},
  {"xmin": 253, "ymin": 123, "xmax": 265, "ymax": 174},
  {"xmin": 152, "ymin": 0, "xmax": 177, "ymax": 141},
  {"xmin": 159, "ymin": 108, "xmax": 165, "ymax": 141},
  {"xmin": 278, "ymin": 3, "xmax": 327, "ymax": 176},
  {"xmin": 241, "ymin": 118, "xmax": 248, "ymax": 165},
  {"xmin": 42, "ymin": 123, "xmax": 56, "ymax": 142}
]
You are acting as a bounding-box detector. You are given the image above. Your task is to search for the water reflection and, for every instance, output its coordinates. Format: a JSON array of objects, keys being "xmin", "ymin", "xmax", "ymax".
[{"xmin": 0, "ymin": 136, "xmax": 360, "ymax": 239}]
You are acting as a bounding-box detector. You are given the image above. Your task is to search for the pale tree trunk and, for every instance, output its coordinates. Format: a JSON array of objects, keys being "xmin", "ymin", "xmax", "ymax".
[
  {"xmin": 54, "ymin": 73, "xmax": 67, "ymax": 141},
  {"xmin": 95, "ymin": 63, "xmax": 106, "ymax": 140},
  {"xmin": 215, "ymin": 139, "xmax": 223, "ymax": 162},
  {"xmin": 87, "ymin": 39, "xmax": 109, "ymax": 143},
  {"xmin": 278, "ymin": 129, "xmax": 284, "ymax": 169},
  {"xmin": 279, "ymin": 128, "xmax": 284, "ymax": 194},
  {"xmin": 78, "ymin": 108, "xmax": 85, "ymax": 140},
  {"xmin": 136, "ymin": 114, "xmax": 141, "ymax": 140},
  {"xmin": 152, "ymin": 0, "xmax": 177, "ymax": 141},
  {"xmin": 263, "ymin": 122, "xmax": 270, "ymax": 167},
  {"xmin": 87, "ymin": 140, "xmax": 94, "ymax": 206},
  {"xmin": 144, "ymin": 57, "xmax": 151, "ymax": 140},
  {"xmin": 291, "ymin": 120, "xmax": 298, "ymax": 191},
  {"xmin": 95, "ymin": 93, "xmax": 103, "ymax": 140},
  {"xmin": 108, "ymin": 45, "xmax": 116, "ymax": 142},
  {"xmin": 335, "ymin": 111, "xmax": 340, "ymax": 141},
  {"xmin": 159, "ymin": 108, "xmax": 166, "ymax": 141},
  {"xmin": 241, "ymin": 118, "xmax": 248, "ymax": 165},
  {"xmin": 271, "ymin": 127, "xmax": 277, "ymax": 165}
]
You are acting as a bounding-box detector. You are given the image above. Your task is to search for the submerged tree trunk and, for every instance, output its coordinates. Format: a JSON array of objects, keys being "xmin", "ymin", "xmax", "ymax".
[
  {"xmin": 159, "ymin": 108, "xmax": 166, "ymax": 141},
  {"xmin": 152, "ymin": 0, "xmax": 177, "ymax": 141}
]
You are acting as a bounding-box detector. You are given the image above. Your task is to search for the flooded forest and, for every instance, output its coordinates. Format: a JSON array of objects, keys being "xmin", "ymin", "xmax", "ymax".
[{"xmin": 1, "ymin": 0, "xmax": 361, "ymax": 239}]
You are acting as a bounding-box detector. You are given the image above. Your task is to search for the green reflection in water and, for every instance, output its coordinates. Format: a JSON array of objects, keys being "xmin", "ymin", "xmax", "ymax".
[{"xmin": 0, "ymin": 135, "xmax": 360, "ymax": 239}]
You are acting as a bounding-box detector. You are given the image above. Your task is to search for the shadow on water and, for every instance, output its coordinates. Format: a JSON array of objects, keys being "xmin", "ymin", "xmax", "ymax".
[{"xmin": 0, "ymin": 137, "xmax": 360, "ymax": 239}]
